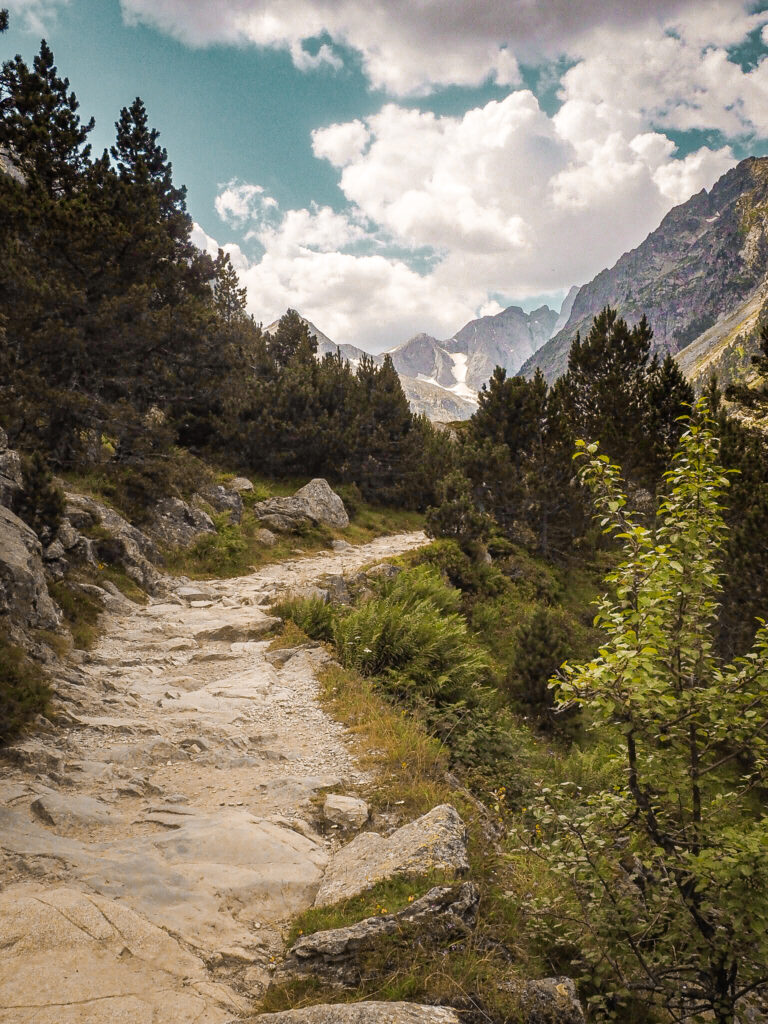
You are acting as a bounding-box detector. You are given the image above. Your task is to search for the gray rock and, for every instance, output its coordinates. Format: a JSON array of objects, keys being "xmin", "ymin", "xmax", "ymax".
[
  {"xmin": 177, "ymin": 584, "xmax": 214, "ymax": 603},
  {"xmin": 194, "ymin": 484, "xmax": 243, "ymax": 524},
  {"xmin": 30, "ymin": 789, "xmax": 116, "ymax": 828},
  {"xmin": 285, "ymin": 585, "xmax": 329, "ymax": 604},
  {"xmin": 255, "ymin": 508, "xmax": 309, "ymax": 533},
  {"xmin": 323, "ymin": 794, "xmax": 369, "ymax": 829},
  {"xmin": 520, "ymin": 977, "xmax": 586, "ymax": 1024},
  {"xmin": 147, "ymin": 497, "xmax": 216, "ymax": 549},
  {"xmin": 0, "ymin": 886, "xmax": 242, "ymax": 1024},
  {"xmin": 253, "ymin": 479, "xmax": 349, "ymax": 533},
  {"xmin": 322, "ymin": 574, "xmax": 352, "ymax": 605},
  {"xmin": 0, "ymin": 504, "xmax": 61, "ymax": 630},
  {"xmin": 228, "ymin": 476, "xmax": 254, "ymax": 492},
  {"xmin": 0, "ymin": 432, "xmax": 22, "ymax": 508},
  {"xmin": 265, "ymin": 644, "xmax": 318, "ymax": 667},
  {"xmin": 365, "ymin": 563, "xmax": 402, "ymax": 580},
  {"xmin": 314, "ymin": 804, "xmax": 469, "ymax": 907},
  {"xmin": 256, "ymin": 527, "xmax": 278, "ymax": 547},
  {"xmin": 43, "ymin": 539, "xmax": 66, "ymax": 561},
  {"xmin": 57, "ymin": 518, "xmax": 80, "ymax": 550},
  {"xmin": 65, "ymin": 492, "xmax": 164, "ymax": 593},
  {"xmin": 331, "ymin": 539, "xmax": 353, "ymax": 552},
  {"xmin": 294, "ymin": 479, "xmax": 350, "ymax": 529},
  {"xmin": 253, "ymin": 1004, "xmax": 460, "ymax": 1024},
  {"xmin": 283, "ymin": 883, "xmax": 478, "ymax": 985}
]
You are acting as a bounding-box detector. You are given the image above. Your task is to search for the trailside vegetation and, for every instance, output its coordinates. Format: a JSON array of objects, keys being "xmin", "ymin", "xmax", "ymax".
[{"xmin": 523, "ymin": 405, "xmax": 768, "ymax": 1024}]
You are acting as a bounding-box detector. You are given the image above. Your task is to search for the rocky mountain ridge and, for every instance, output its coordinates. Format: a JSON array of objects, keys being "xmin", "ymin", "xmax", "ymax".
[{"xmin": 521, "ymin": 157, "xmax": 768, "ymax": 382}]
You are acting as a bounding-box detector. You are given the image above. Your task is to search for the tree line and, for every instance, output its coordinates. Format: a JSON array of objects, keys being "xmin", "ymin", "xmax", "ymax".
[{"xmin": 0, "ymin": 29, "xmax": 446, "ymax": 508}]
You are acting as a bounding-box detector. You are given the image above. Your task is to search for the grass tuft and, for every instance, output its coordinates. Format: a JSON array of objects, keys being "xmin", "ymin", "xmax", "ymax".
[{"xmin": 0, "ymin": 632, "xmax": 51, "ymax": 743}]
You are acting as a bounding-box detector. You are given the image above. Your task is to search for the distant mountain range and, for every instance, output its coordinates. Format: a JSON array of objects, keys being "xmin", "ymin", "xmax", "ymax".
[
  {"xmin": 521, "ymin": 157, "xmax": 768, "ymax": 385},
  {"xmin": 265, "ymin": 302, "xmax": 564, "ymax": 421},
  {"xmin": 264, "ymin": 157, "xmax": 768, "ymax": 421}
]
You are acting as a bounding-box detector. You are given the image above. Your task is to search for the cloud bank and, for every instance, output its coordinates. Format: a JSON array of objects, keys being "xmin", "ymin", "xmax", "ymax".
[{"xmin": 129, "ymin": 1, "xmax": 768, "ymax": 349}]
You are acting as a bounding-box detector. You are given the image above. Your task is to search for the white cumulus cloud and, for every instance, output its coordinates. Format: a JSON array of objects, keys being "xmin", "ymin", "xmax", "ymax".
[{"xmin": 5, "ymin": 0, "xmax": 68, "ymax": 33}]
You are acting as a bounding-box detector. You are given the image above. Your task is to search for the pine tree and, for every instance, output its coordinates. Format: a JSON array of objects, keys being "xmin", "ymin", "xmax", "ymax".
[
  {"xmin": 213, "ymin": 249, "xmax": 247, "ymax": 324},
  {"xmin": 0, "ymin": 39, "xmax": 94, "ymax": 196},
  {"xmin": 0, "ymin": 10, "xmax": 9, "ymax": 32},
  {"xmin": 266, "ymin": 309, "xmax": 318, "ymax": 368},
  {"xmin": 560, "ymin": 307, "xmax": 654, "ymax": 484},
  {"xmin": 111, "ymin": 97, "xmax": 187, "ymax": 220},
  {"xmin": 645, "ymin": 353, "xmax": 695, "ymax": 488}
]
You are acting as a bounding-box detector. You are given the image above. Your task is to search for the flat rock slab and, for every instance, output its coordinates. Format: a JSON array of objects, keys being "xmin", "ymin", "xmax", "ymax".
[
  {"xmin": 283, "ymin": 883, "xmax": 478, "ymax": 984},
  {"xmin": 314, "ymin": 804, "xmax": 469, "ymax": 907},
  {"xmin": 254, "ymin": 1004, "xmax": 460, "ymax": 1024},
  {"xmin": 0, "ymin": 886, "xmax": 244, "ymax": 1024},
  {"xmin": 0, "ymin": 806, "xmax": 329, "ymax": 950}
]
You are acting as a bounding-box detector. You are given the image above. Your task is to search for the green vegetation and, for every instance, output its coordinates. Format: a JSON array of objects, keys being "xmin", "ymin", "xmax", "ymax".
[
  {"xmin": 164, "ymin": 496, "xmax": 422, "ymax": 579},
  {"xmin": 520, "ymin": 406, "xmax": 768, "ymax": 1023},
  {"xmin": 0, "ymin": 631, "xmax": 50, "ymax": 741},
  {"xmin": 48, "ymin": 578, "xmax": 103, "ymax": 650}
]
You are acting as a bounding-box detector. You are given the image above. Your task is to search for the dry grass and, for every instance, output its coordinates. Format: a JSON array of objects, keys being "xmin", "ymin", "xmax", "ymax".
[{"xmin": 254, "ymin": 655, "xmax": 541, "ymax": 1023}]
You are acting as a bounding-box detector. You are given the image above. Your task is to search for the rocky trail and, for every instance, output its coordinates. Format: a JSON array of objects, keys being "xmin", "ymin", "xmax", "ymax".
[{"xmin": 0, "ymin": 532, "xmax": 430, "ymax": 1023}]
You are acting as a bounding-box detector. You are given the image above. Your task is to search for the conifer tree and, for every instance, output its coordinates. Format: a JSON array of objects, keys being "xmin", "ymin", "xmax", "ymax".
[
  {"xmin": 560, "ymin": 307, "xmax": 654, "ymax": 484},
  {"xmin": 266, "ymin": 309, "xmax": 318, "ymax": 368},
  {"xmin": 112, "ymin": 97, "xmax": 187, "ymax": 220},
  {"xmin": 0, "ymin": 39, "xmax": 93, "ymax": 196}
]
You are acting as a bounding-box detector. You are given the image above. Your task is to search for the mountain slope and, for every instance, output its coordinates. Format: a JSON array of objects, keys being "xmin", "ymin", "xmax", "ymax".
[{"xmin": 521, "ymin": 157, "xmax": 768, "ymax": 382}]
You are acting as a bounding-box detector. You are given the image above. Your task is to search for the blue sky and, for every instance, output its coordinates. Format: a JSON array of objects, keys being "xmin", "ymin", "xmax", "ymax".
[{"xmin": 5, "ymin": 0, "xmax": 768, "ymax": 350}]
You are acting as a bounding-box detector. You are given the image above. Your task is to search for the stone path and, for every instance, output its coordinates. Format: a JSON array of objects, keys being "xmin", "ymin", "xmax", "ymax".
[{"xmin": 0, "ymin": 531, "xmax": 427, "ymax": 1024}]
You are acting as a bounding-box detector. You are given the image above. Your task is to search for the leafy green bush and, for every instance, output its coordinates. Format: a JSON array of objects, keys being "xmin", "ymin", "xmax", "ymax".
[
  {"xmin": 0, "ymin": 632, "xmax": 51, "ymax": 741},
  {"xmin": 175, "ymin": 520, "xmax": 248, "ymax": 576},
  {"xmin": 271, "ymin": 596, "xmax": 335, "ymax": 642}
]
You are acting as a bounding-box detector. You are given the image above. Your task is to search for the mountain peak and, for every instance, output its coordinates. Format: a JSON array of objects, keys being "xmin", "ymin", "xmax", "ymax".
[{"xmin": 520, "ymin": 156, "xmax": 768, "ymax": 382}]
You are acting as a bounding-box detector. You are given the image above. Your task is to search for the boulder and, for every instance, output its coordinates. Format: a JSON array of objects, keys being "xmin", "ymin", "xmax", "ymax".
[
  {"xmin": 520, "ymin": 977, "xmax": 586, "ymax": 1024},
  {"xmin": 253, "ymin": 1004, "xmax": 460, "ymax": 1024},
  {"xmin": 0, "ymin": 504, "xmax": 61, "ymax": 630},
  {"xmin": 0, "ymin": 428, "xmax": 22, "ymax": 508},
  {"xmin": 64, "ymin": 493, "xmax": 165, "ymax": 593},
  {"xmin": 228, "ymin": 476, "xmax": 254, "ymax": 493},
  {"xmin": 322, "ymin": 574, "xmax": 352, "ymax": 606},
  {"xmin": 194, "ymin": 484, "xmax": 243, "ymax": 525},
  {"xmin": 323, "ymin": 794, "xmax": 369, "ymax": 829},
  {"xmin": 256, "ymin": 527, "xmax": 278, "ymax": 547},
  {"xmin": 314, "ymin": 804, "xmax": 469, "ymax": 907},
  {"xmin": 147, "ymin": 497, "xmax": 216, "ymax": 549},
  {"xmin": 295, "ymin": 479, "xmax": 350, "ymax": 529},
  {"xmin": 331, "ymin": 539, "xmax": 352, "ymax": 552},
  {"xmin": 252, "ymin": 479, "xmax": 349, "ymax": 533},
  {"xmin": 282, "ymin": 883, "xmax": 478, "ymax": 985},
  {"xmin": 253, "ymin": 504, "xmax": 311, "ymax": 533}
]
